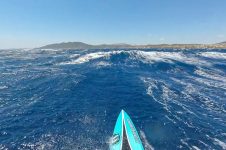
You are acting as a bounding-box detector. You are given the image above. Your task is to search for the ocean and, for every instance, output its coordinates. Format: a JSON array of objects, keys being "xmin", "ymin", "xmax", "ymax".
[{"xmin": 0, "ymin": 48, "xmax": 226, "ymax": 149}]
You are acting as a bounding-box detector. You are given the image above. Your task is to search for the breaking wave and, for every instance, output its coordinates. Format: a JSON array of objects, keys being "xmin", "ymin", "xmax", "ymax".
[{"xmin": 59, "ymin": 50, "xmax": 216, "ymax": 66}]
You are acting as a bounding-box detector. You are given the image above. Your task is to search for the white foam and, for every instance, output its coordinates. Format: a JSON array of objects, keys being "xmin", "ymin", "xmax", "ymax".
[
  {"xmin": 69, "ymin": 54, "xmax": 80, "ymax": 58},
  {"xmin": 194, "ymin": 68, "xmax": 226, "ymax": 90},
  {"xmin": 193, "ymin": 76, "xmax": 226, "ymax": 90},
  {"xmin": 39, "ymin": 48, "xmax": 61, "ymax": 51},
  {"xmin": 214, "ymin": 138, "xmax": 226, "ymax": 149},
  {"xmin": 93, "ymin": 61, "xmax": 111, "ymax": 68},
  {"xmin": 144, "ymin": 79, "xmax": 158, "ymax": 97},
  {"xmin": 0, "ymin": 86, "xmax": 8, "ymax": 90},
  {"xmin": 165, "ymin": 115, "xmax": 176, "ymax": 124},
  {"xmin": 198, "ymin": 140, "xmax": 208, "ymax": 147},
  {"xmin": 0, "ymin": 144, "xmax": 8, "ymax": 150},
  {"xmin": 192, "ymin": 145, "xmax": 201, "ymax": 150},
  {"xmin": 134, "ymin": 51, "xmax": 211, "ymax": 66},
  {"xmin": 180, "ymin": 139, "xmax": 190, "ymax": 148},
  {"xmin": 140, "ymin": 130, "xmax": 154, "ymax": 150},
  {"xmin": 141, "ymin": 77, "xmax": 166, "ymax": 106},
  {"xmin": 60, "ymin": 51, "xmax": 116, "ymax": 65},
  {"xmin": 142, "ymin": 77, "xmax": 171, "ymax": 110},
  {"xmin": 162, "ymin": 85, "xmax": 177, "ymax": 100},
  {"xmin": 195, "ymin": 69, "xmax": 226, "ymax": 83},
  {"xmin": 200, "ymin": 52, "xmax": 226, "ymax": 59},
  {"xmin": 131, "ymin": 51, "xmax": 183, "ymax": 63}
]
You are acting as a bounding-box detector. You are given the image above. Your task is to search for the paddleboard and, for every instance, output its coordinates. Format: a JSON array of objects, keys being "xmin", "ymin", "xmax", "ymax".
[{"xmin": 110, "ymin": 110, "xmax": 144, "ymax": 150}]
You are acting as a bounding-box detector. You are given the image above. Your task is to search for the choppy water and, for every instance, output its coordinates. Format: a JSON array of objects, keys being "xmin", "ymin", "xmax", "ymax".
[{"xmin": 0, "ymin": 48, "xmax": 226, "ymax": 150}]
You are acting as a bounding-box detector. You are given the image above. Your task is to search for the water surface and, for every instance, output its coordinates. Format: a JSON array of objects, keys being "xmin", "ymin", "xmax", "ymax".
[{"xmin": 0, "ymin": 48, "xmax": 226, "ymax": 149}]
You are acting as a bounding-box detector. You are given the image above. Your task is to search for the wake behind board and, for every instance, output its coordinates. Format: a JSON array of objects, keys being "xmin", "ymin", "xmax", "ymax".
[{"xmin": 110, "ymin": 110, "xmax": 144, "ymax": 150}]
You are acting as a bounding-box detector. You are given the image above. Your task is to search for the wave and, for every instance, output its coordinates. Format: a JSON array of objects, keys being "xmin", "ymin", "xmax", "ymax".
[
  {"xmin": 59, "ymin": 51, "xmax": 112, "ymax": 65},
  {"xmin": 59, "ymin": 50, "xmax": 211, "ymax": 66},
  {"xmin": 199, "ymin": 52, "xmax": 226, "ymax": 59}
]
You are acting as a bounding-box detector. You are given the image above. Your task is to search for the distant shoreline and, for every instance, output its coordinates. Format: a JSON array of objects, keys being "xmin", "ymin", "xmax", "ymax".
[{"xmin": 39, "ymin": 42, "xmax": 226, "ymax": 50}]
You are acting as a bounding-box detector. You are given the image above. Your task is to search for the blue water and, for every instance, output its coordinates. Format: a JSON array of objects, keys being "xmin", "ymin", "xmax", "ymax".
[{"xmin": 0, "ymin": 48, "xmax": 226, "ymax": 149}]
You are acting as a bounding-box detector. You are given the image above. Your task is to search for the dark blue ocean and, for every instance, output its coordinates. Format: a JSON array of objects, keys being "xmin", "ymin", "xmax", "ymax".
[{"xmin": 0, "ymin": 48, "xmax": 226, "ymax": 150}]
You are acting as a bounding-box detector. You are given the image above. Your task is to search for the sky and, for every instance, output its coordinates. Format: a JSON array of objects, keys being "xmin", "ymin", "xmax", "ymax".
[{"xmin": 0, "ymin": 0, "xmax": 226, "ymax": 48}]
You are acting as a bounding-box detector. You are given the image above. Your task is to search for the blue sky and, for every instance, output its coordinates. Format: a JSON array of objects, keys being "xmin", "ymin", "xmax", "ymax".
[{"xmin": 0, "ymin": 0, "xmax": 226, "ymax": 48}]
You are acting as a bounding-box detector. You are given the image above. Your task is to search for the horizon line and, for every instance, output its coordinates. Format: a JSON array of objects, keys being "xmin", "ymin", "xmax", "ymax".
[{"xmin": 1, "ymin": 40, "xmax": 225, "ymax": 49}]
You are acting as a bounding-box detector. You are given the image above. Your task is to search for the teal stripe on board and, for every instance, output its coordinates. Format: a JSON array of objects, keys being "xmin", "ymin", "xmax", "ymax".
[{"xmin": 110, "ymin": 111, "xmax": 123, "ymax": 150}]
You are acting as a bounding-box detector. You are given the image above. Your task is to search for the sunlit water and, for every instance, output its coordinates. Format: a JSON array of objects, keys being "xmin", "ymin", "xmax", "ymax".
[{"xmin": 0, "ymin": 48, "xmax": 226, "ymax": 149}]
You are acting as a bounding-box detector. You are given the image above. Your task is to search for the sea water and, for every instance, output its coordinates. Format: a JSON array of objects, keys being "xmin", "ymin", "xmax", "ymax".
[{"xmin": 0, "ymin": 48, "xmax": 225, "ymax": 149}]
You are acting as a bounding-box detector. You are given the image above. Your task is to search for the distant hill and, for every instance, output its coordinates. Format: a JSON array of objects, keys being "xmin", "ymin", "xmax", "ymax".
[
  {"xmin": 39, "ymin": 41, "xmax": 226, "ymax": 50},
  {"xmin": 40, "ymin": 42, "xmax": 132, "ymax": 49},
  {"xmin": 218, "ymin": 41, "xmax": 226, "ymax": 45},
  {"xmin": 40, "ymin": 42, "xmax": 92, "ymax": 49}
]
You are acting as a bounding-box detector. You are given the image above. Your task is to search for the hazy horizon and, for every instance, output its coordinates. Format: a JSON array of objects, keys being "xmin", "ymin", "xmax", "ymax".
[{"xmin": 0, "ymin": 0, "xmax": 226, "ymax": 49}]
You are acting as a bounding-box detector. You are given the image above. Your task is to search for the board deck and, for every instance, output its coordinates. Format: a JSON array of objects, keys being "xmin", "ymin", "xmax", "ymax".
[{"xmin": 110, "ymin": 110, "xmax": 144, "ymax": 150}]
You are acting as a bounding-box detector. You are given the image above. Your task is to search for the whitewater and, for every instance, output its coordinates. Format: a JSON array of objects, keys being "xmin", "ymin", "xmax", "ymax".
[{"xmin": 0, "ymin": 48, "xmax": 225, "ymax": 149}]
